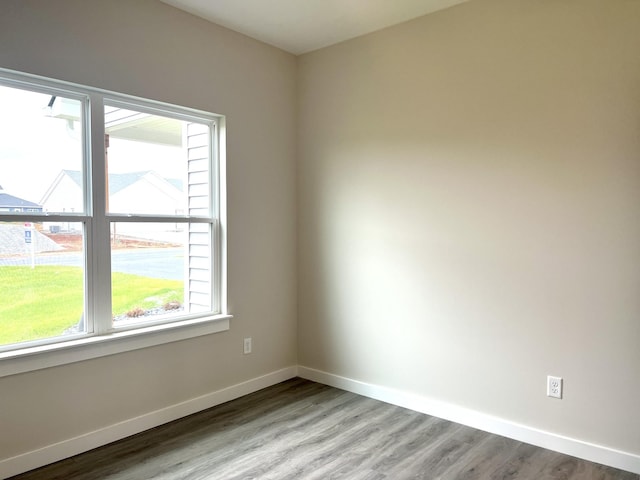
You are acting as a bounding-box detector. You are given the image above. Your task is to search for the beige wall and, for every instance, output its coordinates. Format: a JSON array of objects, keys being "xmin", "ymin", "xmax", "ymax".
[
  {"xmin": 298, "ymin": 0, "xmax": 640, "ymax": 455},
  {"xmin": 0, "ymin": 0, "xmax": 297, "ymax": 459}
]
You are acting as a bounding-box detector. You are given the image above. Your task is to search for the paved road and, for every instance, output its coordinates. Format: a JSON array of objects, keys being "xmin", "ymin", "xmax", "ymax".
[{"xmin": 0, "ymin": 248, "xmax": 184, "ymax": 280}]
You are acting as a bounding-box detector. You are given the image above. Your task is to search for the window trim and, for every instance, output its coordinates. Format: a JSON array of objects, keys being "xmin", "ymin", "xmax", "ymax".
[
  {"xmin": 0, "ymin": 314, "xmax": 232, "ymax": 378},
  {"xmin": 0, "ymin": 67, "xmax": 230, "ymax": 376}
]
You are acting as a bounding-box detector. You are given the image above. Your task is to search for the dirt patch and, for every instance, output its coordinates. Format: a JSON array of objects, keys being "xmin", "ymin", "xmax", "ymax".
[{"xmin": 43, "ymin": 233, "xmax": 179, "ymax": 251}]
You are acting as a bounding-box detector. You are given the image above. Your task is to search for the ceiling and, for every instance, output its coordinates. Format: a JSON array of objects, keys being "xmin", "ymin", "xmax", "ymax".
[{"xmin": 159, "ymin": 0, "xmax": 469, "ymax": 55}]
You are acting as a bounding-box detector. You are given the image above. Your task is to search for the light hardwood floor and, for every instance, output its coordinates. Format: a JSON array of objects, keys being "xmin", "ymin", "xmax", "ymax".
[{"xmin": 9, "ymin": 378, "xmax": 639, "ymax": 479}]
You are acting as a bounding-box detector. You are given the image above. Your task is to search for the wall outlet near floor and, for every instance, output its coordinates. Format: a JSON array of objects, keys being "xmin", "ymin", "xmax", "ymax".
[
  {"xmin": 547, "ymin": 375, "xmax": 563, "ymax": 399},
  {"xmin": 243, "ymin": 337, "xmax": 252, "ymax": 355}
]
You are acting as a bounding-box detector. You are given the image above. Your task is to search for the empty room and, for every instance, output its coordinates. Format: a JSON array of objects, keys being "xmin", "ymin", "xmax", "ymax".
[{"xmin": 0, "ymin": 0, "xmax": 638, "ymax": 478}]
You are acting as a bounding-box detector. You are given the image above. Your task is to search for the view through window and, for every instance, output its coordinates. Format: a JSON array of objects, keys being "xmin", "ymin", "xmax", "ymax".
[{"xmin": 0, "ymin": 73, "xmax": 222, "ymax": 353}]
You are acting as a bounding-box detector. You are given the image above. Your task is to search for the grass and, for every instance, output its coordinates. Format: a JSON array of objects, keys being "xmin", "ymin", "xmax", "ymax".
[
  {"xmin": 0, "ymin": 266, "xmax": 182, "ymax": 346},
  {"xmin": 112, "ymin": 272, "xmax": 183, "ymax": 316}
]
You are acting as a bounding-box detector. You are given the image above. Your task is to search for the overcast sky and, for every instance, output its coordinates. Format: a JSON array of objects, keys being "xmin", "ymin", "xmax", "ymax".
[{"xmin": 0, "ymin": 84, "xmax": 181, "ymax": 205}]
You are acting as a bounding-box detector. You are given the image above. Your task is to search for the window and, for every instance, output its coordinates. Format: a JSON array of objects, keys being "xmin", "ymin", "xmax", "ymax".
[{"xmin": 0, "ymin": 69, "xmax": 228, "ymax": 372}]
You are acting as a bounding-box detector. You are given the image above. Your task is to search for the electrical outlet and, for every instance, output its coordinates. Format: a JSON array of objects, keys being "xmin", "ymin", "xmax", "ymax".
[
  {"xmin": 243, "ymin": 337, "xmax": 252, "ymax": 355},
  {"xmin": 547, "ymin": 375, "xmax": 562, "ymax": 399}
]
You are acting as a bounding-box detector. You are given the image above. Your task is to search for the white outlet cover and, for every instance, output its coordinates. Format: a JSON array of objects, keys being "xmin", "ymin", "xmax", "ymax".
[{"xmin": 547, "ymin": 375, "xmax": 563, "ymax": 399}]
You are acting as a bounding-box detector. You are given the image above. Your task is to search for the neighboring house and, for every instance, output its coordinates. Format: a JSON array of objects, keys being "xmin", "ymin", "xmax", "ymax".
[
  {"xmin": 0, "ymin": 185, "xmax": 43, "ymax": 213},
  {"xmin": 39, "ymin": 170, "xmax": 184, "ymax": 236}
]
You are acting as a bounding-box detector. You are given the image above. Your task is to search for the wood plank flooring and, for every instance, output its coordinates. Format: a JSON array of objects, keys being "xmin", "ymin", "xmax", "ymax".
[{"xmin": 9, "ymin": 378, "xmax": 638, "ymax": 480}]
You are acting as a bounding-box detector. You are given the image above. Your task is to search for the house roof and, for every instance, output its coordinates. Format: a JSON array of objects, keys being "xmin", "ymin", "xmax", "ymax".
[
  {"xmin": 61, "ymin": 169, "xmax": 183, "ymax": 194},
  {"xmin": 39, "ymin": 169, "xmax": 184, "ymax": 206},
  {"xmin": 0, "ymin": 192, "xmax": 41, "ymax": 209}
]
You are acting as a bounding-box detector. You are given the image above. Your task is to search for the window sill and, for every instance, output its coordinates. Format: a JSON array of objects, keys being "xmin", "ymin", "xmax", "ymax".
[{"xmin": 0, "ymin": 314, "xmax": 232, "ymax": 378}]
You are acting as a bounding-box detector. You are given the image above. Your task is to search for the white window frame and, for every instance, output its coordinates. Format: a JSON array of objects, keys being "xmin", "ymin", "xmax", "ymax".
[{"xmin": 0, "ymin": 68, "xmax": 230, "ymax": 378}]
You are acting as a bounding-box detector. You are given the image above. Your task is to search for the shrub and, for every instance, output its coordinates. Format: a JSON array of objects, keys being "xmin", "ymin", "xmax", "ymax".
[
  {"xmin": 126, "ymin": 307, "xmax": 146, "ymax": 318},
  {"xmin": 163, "ymin": 301, "xmax": 182, "ymax": 311}
]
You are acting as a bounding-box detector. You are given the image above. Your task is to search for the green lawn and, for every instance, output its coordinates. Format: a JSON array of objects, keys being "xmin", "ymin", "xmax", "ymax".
[
  {"xmin": 112, "ymin": 272, "xmax": 183, "ymax": 316},
  {"xmin": 0, "ymin": 266, "xmax": 182, "ymax": 346}
]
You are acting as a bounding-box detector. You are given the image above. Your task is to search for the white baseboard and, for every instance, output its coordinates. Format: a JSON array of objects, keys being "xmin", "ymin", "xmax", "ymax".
[
  {"xmin": 0, "ymin": 366, "xmax": 298, "ymax": 480},
  {"xmin": 4, "ymin": 365, "xmax": 638, "ymax": 478},
  {"xmin": 298, "ymin": 366, "xmax": 640, "ymax": 475}
]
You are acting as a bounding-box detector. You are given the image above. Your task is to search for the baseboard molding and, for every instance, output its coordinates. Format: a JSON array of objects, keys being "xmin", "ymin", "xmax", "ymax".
[
  {"xmin": 4, "ymin": 365, "xmax": 638, "ymax": 478},
  {"xmin": 298, "ymin": 366, "xmax": 640, "ymax": 475},
  {"xmin": 0, "ymin": 366, "xmax": 298, "ymax": 480}
]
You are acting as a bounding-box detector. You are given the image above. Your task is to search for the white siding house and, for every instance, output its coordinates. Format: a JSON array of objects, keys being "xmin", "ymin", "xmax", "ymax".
[
  {"xmin": 186, "ymin": 122, "xmax": 212, "ymax": 313},
  {"xmin": 40, "ymin": 169, "xmax": 184, "ymax": 235}
]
